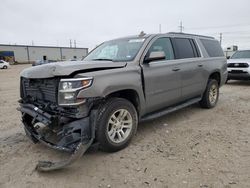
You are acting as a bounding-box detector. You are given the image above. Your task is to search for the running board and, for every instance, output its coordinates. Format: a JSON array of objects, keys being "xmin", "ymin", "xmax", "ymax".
[{"xmin": 141, "ymin": 97, "xmax": 201, "ymax": 122}]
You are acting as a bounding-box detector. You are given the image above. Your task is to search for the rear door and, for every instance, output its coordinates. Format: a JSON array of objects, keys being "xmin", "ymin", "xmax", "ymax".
[
  {"xmin": 172, "ymin": 38, "xmax": 204, "ymax": 100},
  {"xmin": 142, "ymin": 37, "xmax": 182, "ymax": 113}
]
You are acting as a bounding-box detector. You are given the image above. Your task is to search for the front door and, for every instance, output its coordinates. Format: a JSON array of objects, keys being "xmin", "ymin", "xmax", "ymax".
[{"xmin": 142, "ymin": 37, "xmax": 182, "ymax": 114}]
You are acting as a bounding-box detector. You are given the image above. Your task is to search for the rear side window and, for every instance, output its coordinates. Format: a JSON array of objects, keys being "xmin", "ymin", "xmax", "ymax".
[
  {"xmin": 172, "ymin": 38, "xmax": 199, "ymax": 59},
  {"xmin": 200, "ymin": 39, "xmax": 224, "ymax": 57}
]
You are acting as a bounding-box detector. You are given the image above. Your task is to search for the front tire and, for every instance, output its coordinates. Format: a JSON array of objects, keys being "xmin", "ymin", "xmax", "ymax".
[
  {"xmin": 199, "ymin": 79, "xmax": 219, "ymax": 108},
  {"xmin": 96, "ymin": 98, "xmax": 138, "ymax": 152},
  {"xmin": 3, "ymin": 65, "xmax": 7, "ymax": 69}
]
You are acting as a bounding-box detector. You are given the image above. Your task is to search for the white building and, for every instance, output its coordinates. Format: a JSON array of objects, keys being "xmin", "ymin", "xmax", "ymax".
[{"xmin": 0, "ymin": 44, "xmax": 88, "ymax": 63}]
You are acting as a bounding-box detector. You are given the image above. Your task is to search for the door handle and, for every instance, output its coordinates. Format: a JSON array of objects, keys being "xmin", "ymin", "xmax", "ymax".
[
  {"xmin": 172, "ymin": 67, "xmax": 180, "ymax": 71},
  {"xmin": 198, "ymin": 64, "xmax": 203, "ymax": 67}
]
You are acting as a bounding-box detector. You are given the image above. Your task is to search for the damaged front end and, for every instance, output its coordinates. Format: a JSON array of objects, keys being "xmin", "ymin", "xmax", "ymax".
[{"xmin": 18, "ymin": 77, "xmax": 98, "ymax": 171}]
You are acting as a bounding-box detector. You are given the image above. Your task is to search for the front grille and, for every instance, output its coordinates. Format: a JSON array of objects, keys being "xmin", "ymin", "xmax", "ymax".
[
  {"xmin": 227, "ymin": 63, "xmax": 249, "ymax": 68},
  {"xmin": 21, "ymin": 77, "xmax": 59, "ymax": 103}
]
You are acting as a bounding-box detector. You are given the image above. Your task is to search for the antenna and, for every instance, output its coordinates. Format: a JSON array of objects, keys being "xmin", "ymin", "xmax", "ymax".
[
  {"xmin": 139, "ymin": 31, "xmax": 146, "ymax": 37},
  {"xmin": 159, "ymin": 24, "xmax": 162, "ymax": 33},
  {"xmin": 178, "ymin": 21, "xmax": 184, "ymax": 33}
]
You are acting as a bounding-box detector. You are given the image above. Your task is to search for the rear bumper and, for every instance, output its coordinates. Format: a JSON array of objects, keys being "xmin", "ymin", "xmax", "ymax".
[{"xmin": 18, "ymin": 103, "xmax": 92, "ymax": 152}]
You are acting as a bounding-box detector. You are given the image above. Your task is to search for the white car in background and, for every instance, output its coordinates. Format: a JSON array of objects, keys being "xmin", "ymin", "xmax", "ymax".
[
  {"xmin": 0, "ymin": 60, "xmax": 10, "ymax": 69},
  {"xmin": 227, "ymin": 50, "xmax": 250, "ymax": 81}
]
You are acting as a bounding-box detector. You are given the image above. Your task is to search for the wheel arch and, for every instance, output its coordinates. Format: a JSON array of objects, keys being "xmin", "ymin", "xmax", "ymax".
[
  {"xmin": 208, "ymin": 71, "xmax": 221, "ymax": 86},
  {"xmin": 104, "ymin": 89, "xmax": 141, "ymax": 117}
]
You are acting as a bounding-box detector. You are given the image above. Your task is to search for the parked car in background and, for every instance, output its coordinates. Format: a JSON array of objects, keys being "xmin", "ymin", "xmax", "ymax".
[
  {"xmin": 227, "ymin": 50, "xmax": 250, "ymax": 81},
  {"xmin": 0, "ymin": 60, "xmax": 10, "ymax": 69},
  {"xmin": 68, "ymin": 59, "xmax": 77, "ymax": 61},
  {"xmin": 32, "ymin": 59, "xmax": 57, "ymax": 66}
]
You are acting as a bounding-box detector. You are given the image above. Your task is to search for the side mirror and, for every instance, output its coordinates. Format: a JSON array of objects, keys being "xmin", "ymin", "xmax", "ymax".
[
  {"xmin": 226, "ymin": 56, "xmax": 230, "ymax": 59},
  {"xmin": 144, "ymin": 51, "xmax": 166, "ymax": 63}
]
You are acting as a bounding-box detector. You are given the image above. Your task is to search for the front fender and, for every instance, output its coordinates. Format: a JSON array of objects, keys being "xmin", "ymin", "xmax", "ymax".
[{"xmin": 77, "ymin": 66, "xmax": 146, "ymax": 114}]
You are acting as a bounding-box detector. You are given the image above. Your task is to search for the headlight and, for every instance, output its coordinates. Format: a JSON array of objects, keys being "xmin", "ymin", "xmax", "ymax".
[
  {"xmin": 58, "ymin": 77, "xmax": 93, "ymax": 106},
  {"xmin": 62, "ymin": 82, "xmax": 73, "ymax": 90}
]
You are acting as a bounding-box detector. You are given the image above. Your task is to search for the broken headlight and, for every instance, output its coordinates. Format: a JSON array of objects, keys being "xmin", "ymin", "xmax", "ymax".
[{"xmin": 58, "ymin": 77, "xmax": 93, "ymax": 106}]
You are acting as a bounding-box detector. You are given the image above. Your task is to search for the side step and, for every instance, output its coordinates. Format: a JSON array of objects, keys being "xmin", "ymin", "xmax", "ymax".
[{"xmin": 141, "ymin": 97, "xmax": 201, "ymax": 122}]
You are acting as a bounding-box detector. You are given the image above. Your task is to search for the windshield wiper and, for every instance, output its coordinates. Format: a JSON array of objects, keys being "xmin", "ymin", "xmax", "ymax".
[{"xmin": 92, "ymin": 58, "xmax": 113, "ymax": 61}]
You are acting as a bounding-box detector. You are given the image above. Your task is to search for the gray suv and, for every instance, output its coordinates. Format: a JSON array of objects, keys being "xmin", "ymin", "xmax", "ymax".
[{"xmin": 18, "ymin": 32, "xmax": 227, "ymax": 171}]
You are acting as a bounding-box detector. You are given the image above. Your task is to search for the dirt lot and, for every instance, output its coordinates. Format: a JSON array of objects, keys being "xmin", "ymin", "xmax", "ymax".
[{"xmin": 0, "ymin": 64, "xmax": 250, "ymax": 188}]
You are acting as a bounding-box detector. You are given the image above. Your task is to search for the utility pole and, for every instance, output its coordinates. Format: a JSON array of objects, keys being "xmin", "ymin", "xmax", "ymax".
[
  {"xmin": 74, "ymin": 40, "xmax": 76, "ymax": 48},
  {"xmin": 219, "ymin": 33, "xmax": 223, "ymax": 45},
  {"xmin": 159, "ymin": 24, "xmax": 162, "ymax": 33},
  {"xmin": 70, "ymin": 39, "xmax": 72, "ymax": 48},
  {"xmin": 179, "ymin": 21, "xmax": 184, "ymax": 33}
]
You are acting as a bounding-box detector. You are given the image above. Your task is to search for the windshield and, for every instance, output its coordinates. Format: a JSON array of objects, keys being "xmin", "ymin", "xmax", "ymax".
[
  {"xmin": 84, "ymin": 38, "xmax": 145, "ymax": 62},
  {"xmin": 231, "ymin": 50, "xmax": 250, "ymax": 59}
]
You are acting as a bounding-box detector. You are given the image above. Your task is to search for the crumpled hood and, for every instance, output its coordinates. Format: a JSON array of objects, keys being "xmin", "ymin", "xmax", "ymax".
[
  {"xmin": 20, "ymin": 61, "xmax": 127, "ymax": 78},
  {"xmin": 227, "ymin": 58, "xmax": 250, "ymax": 64}
]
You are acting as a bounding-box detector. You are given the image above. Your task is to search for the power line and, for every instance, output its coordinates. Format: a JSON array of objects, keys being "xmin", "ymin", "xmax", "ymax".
[
  {"xmin": 74, "ymin": 40, "xmax": 76, "ymax": 48},
  {"xmin": 69, "ymin": 39, "xmax": 72, "ymax": 48},
  {"xmin": 159, "ymin": 24, "xmax": 162, "ymax": 33},
  {"xmin": 186, "ymin": 23, "xmax": 250, "ymax": 30},
  {"xmin": 219, "ymin": 33, "xmax": 222, "ymax": 45}
]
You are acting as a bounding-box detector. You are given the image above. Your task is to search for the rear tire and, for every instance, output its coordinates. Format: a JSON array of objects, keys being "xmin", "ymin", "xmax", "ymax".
[
  {"xmin": 96, "ymin": 98, "xmax": 138, "ymax": 152},
  {"xmin": 199, "ymin": 79, "xmax": 219, "ymax": 108}
]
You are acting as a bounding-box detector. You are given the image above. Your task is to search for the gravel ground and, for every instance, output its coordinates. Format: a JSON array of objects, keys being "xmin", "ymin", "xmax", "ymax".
[{"xmin": 0, "ymin": 64, "xmax": 250, "ymax": 188}]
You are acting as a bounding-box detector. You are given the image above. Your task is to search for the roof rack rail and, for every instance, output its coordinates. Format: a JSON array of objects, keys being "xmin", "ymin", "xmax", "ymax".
[{"xmin": 167, "ymin": 32, "xmax": 214, "ymax": 39}]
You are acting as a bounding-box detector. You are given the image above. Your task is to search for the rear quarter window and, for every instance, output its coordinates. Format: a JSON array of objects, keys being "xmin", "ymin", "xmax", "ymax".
[
  {"xmin": 172, "ymin": 38, "xmax": 199, "ymax": 59},
  {"xmin": 200, "ymin": 39, "xmax": 224, "ymax": 57}
]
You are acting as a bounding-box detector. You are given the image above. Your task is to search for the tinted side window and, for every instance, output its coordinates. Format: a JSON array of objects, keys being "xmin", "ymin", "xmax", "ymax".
[
  {"xmin": 147, "ymin": 37, "xmax": 174, "ymax": 61},
  {"xmin": 200, "ymin": 39, "xmax": 224, "ymax": 57},
  {"xmin": 172, "ymin": 38, "xmax": 197, "ymax": 59}
]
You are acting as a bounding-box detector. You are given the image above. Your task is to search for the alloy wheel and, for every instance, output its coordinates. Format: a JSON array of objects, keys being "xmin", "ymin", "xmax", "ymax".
[{"xmin": 107, "ymin": 109, "xmax": 133, "ymax": 144}]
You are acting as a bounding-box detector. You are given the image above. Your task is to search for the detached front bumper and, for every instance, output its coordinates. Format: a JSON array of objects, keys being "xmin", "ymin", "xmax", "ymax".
[
  {"xmin": 18, "ymin": 102, "xmax": 97, "ymax": 171},
  {"xmin": 18, "ymin": 103, "xmax": 93, "ymax": 153}
]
